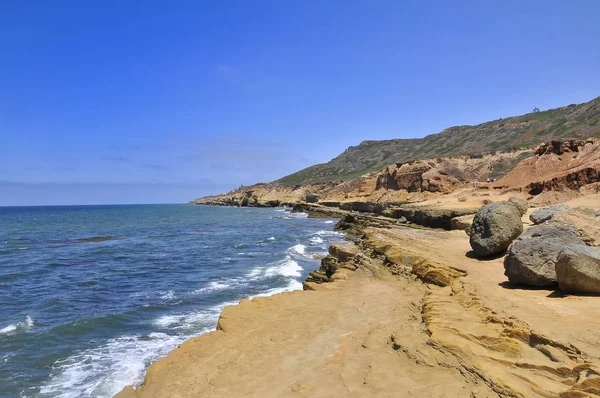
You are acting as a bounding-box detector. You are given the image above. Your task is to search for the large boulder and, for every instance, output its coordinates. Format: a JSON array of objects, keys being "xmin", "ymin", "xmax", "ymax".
[
  {"xmin": 529, "ymin": 204, "xmax": 569, "ymax": 225},
  {"xmin": 508, "ymin": 197, "xmax": 529, "ymax": 216},
  {"xmin": 504, "ymin": 223, "xmax": 586, "ymax": 286},
  {"xmin": 556, "ymin": 245, "xmax": 600, "ymax": 294},
  {"xmin": 469, "ymin": 201, "xmax": 523, "ymax": 256}
]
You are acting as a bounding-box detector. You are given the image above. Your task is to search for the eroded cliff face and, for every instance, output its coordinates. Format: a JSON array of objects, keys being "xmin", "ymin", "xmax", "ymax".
[
  {"xmin": 192, "ymin": 148, "xmax": 534, "ymax": 208},
  {"xmin": 194, "ymin": 139, "xmax": 600, "ymax": 216},
  {"xmin": 495, "ymin": 139, "xmax": 600, "ymax": 204}
]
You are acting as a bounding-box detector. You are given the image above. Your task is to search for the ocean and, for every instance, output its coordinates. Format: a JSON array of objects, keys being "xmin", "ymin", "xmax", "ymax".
[{"xmin": 0, "ymin": 204, "xmax": 344, "ymax": 398}]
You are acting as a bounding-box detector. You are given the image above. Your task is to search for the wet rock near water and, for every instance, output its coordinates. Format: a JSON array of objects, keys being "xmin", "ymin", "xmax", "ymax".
[{"xmin": 304, "ymin": 243, "xmax": 361, "ymax": 288}]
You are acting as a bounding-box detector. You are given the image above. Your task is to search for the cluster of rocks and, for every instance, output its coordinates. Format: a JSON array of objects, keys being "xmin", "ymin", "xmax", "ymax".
[
  {"xmin": 469, "ymin": 199, "xmax": 600, "ymax": 294},
  {"xmin": 303, "ymin": 243, "xmax": 360, "ymax": 289},
  {"xmin": 533, "ymin": 139, "xmax": 593, "ymax": 156}
]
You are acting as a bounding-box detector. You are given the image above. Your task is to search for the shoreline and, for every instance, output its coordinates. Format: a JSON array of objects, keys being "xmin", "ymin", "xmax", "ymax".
[{"xmin": 116, "ymin": 202, "xmax": 600, "ymax": 398}]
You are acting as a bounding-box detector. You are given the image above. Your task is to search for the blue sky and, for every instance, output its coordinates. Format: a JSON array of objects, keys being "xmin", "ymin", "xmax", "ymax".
[{"xmin": 0, "ymin": 0, "xmax": 598, "ymax": 205}]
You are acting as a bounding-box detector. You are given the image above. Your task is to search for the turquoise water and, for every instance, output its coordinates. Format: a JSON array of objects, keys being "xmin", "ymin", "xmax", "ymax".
[{"xmin": 0, "ymin": 204, "xmax": 343, "ymax": 398}]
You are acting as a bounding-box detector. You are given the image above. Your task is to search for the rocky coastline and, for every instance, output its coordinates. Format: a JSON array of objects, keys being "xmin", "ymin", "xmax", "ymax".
[
  {"xmin": 114, "ymin": 139, "xmax": 600, "ymax": 397},
  {"xmin": 117, "ymin": 193, "xmax": 600, "ymax": 397}
]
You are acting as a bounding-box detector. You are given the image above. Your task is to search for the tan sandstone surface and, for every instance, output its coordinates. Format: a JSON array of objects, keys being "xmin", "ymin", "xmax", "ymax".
[{"xmin": 117, "ymin": 196, "xmax": 600, "ymax": 398}]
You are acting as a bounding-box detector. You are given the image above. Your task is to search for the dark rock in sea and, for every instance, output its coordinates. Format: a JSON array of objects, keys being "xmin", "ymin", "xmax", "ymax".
[
  {"xmin": 46, "ymin": 236, "xmax": 123, "ymax": 244},
  {"xmin": 75, "ymin": 236, "xmax": 123, "ymax": 243},
  {"xmin": 556, "ymin": 245, "xmax": 600, "ymax": 294},
  {"xmin": 469, "ymin": 201, "xmax": 523, "ymax": 257},
  {"xmin": 504, "ymin": 223, "xmax": 585, "ymax": 287},
  {"xmin": 529, "ymin": 204, "xmax": 569, "ymax": 225}
]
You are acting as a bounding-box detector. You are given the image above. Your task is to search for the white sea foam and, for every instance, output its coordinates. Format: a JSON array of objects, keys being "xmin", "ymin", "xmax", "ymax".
[
  {"xmin": 246, "ymin": 267, "xmax": 263, "ymax": 279},
  {"xmin": 192, "ymin": 280, "xmax": 232, "ymax": 294},
  {"xmin": 289, "ymin": 244, "xmax": 306, "ymax": 255},
  {"xmin": 39, "ymin": 332, "xmax": 191, "ymax": 398},
  {"xmin": 153, "ymin": 301, "xmax": 237, "ymax": 331},
  {"xmin": 249, "ymin": 279, "xmax": 303, "ymax": 299},
  {"xmin": 323, "ymin": 220, "xmax": 335, "ymax": 224},
  {"xmin": 0, "ymin": 316, "xmax": 33, "ymax": 335},
  {"xmin": 159, "ymin": 290, "xmax": 177, "ymax": 301},
  {"xmin": 267, "ymin": 236, "xmax": 276, "ymax": 240},
  {"xmin": 41, "ymin": 299, "xmax": 241, "ymax": 397},
  {"xmin": 309, "ymin": 236, "xmax": 324, "ymax": 244},
  {"xmin": 314, "ymin": 230, "xmax": 344, "ymax": 237},
  {"xmin": 265, "ymin": 257, "xmax": 303, "ymax": 278}
]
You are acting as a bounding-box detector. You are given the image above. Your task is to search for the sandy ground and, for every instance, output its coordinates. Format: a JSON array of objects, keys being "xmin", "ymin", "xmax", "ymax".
[{"xmin": 117, "ymin": 197, "xmax": 600, "ymax": 398}]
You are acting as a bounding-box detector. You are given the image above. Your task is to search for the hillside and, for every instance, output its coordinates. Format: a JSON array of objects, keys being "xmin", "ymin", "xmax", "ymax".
[{"xmin": 278, "ymin": 96, "xmax": 600, "ymax": 185}]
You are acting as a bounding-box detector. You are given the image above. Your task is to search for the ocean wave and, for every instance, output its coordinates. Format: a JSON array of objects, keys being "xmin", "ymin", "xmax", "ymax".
[
  {"xmin": 309, "ymin": 236, "xmax": 324, "ymax": 244},
  {"xmin": 246, "ymin": 267, "xmax": 263, "ymax": 279},
  {"xmin": 191, "ymin": 280, "xmax": 234, "ymax": 294},
  {"xmin": 39, "ymin": 332, "xmax": 191, "ymax": 398},
  {"xmin": 247, "ymin": 256, "xmax": 304, "ymax": 280},
  {"xmin": 249, "ymin": 279, "xmax": 303, "ymax": 299},
  {"xmin": 267, "ymin": 236, "xmax": 276, "ymax": 240},
  {"xmin": 314, "ymin": 229, "xmax": 344, "ymax": 237},
  {"xmin": 0, "ymin": 316, "xmax": 34, "ymax": 335},
  {"xmin": 159, "ymin": 290, "xmax": 177, "ymax": 302},
  {"xmin": 289, "ymin": 243, "xmax": 306, "ymax": 255},
  {"xmin": 153, "ymin": 301, "xmax": 237, "ymax": 331},
  {"xmin": 265, "ymin": 257, "xmax": 303, "ymax": 278}
]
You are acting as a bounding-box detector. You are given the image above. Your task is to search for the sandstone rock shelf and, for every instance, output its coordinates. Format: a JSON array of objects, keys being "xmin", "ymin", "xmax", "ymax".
[{"xmin": 116, "ymin": 196, "xmax": 600, "ymax": 398}]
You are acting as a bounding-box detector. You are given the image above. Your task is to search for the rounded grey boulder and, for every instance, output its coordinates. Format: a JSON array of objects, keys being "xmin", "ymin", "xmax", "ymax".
[
  {"xmin": 508, "ymin": 197, "xmax": 528, "ymax": 216},
  {"xmin": 529, "ymin": 204, "xmax": 569, "ymax": 225},
  {"xmin": 556, "ymin": 245, "xmax": 600, "ymax": 294},
  {"xmin": 469, "ymin": 201, "xmax": 523, "ymax": 257},
  {"xmin": 504, "ymin": 223, "xmax": 585, "ymax": 286}
]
